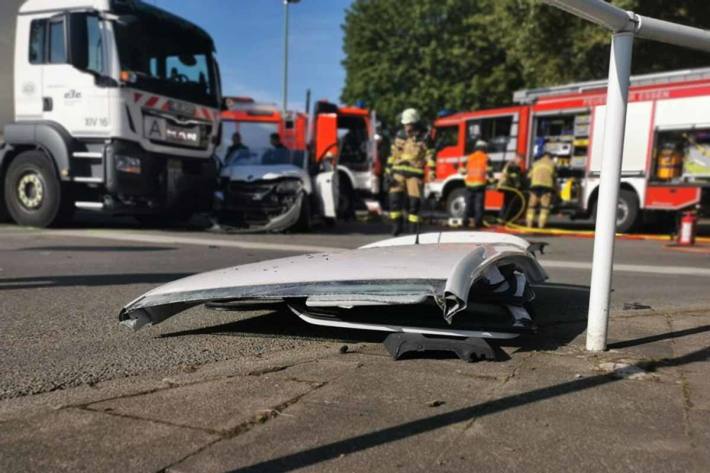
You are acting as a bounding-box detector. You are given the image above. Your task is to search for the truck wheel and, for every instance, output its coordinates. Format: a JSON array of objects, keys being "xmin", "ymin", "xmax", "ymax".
[
  {"xmin": 615, "ymin": 189, "xmax": 640, "ymax": 233},
  {"xmin": 4, "ymin": 150, "xmax": 67, "ymax": 228},
  {"xmin": 446, "ymin": 187, "xmax": 468, "ymax": 219}
]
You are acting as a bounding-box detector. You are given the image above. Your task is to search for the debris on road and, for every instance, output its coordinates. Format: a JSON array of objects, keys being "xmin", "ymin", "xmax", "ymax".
[{"xmin": 119, "ymin": 232, "xmax": 548, "ymax": 342}]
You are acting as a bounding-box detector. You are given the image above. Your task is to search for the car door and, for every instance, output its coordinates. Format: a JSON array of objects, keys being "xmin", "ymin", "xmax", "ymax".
[
  {"xmin": 315, "ymin": 161, "xmax": 339, "ymax": 219},
  {"xmin": 313, "ymin": 113, "xmax": 339, "ymax": 218}
]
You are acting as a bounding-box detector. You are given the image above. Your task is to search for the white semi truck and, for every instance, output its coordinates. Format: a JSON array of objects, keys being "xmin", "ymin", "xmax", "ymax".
[{"xmin": 0, "ymin": 0, "xmax": 222, "ymax": 227}]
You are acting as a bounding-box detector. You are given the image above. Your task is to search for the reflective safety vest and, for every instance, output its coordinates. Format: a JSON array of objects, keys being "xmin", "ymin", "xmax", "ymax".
[
  {"xmin": 464, "ymin": 151, "xmax": 489, "ymax": 188},
  {"xmin": 530, "ymin": 156, "xmax": 556, "ymax": 189}
]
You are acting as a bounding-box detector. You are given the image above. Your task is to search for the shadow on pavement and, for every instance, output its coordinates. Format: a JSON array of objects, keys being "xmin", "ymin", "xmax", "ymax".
[
  {"xmin": 508, "ymin": 282, "xmax": 590, "ymax": 352},
  {"xmin": 15, "ymin": 246, "xmax": 176, "ymax": 252},
  {"xmin": 608, "ymin": 324, "xmax": 710, "ymax": 350},
  {"xmin": 161, "ymin": 283, "xmax": 591, "ymax": 357},
  {"xmin": 227, "ymin": 345, "xmax": 710, "ymax": 473},
  {"xmin": 160, "ymin": 309, "xmax": 388, "ymax": 344},
  {"xmin": 0, "ymin": 273, "xmax": 192, "ymax": 290}
]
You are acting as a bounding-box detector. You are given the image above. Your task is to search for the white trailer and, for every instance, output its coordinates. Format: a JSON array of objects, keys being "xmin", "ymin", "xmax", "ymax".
[{"xmin": 0, "ymin": 0, "xmax": 222, "ymax": 227}]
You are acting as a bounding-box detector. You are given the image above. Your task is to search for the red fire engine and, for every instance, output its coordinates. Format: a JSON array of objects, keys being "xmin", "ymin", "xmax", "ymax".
[{"xmin": 428, "ymin": 68, "xmax": 710, "ymax": 232}]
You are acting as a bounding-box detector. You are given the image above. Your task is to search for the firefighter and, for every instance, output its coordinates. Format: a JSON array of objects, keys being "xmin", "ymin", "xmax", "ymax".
[
  {"xmin": 386, "ymin": 108, "xmax": 435, "ymax": 236},
  {"xmin": 460, "ymin": 140, "xmax": 491, "ymax": 228},
  {"xmin": 526, "ymin": 152, "xmax": 557, "ymax": 228},
  {"xmin": 224, "ymin": 132, "xmax": 249, "ymax": 166},
  {"xmin": 497, "ymin": 153, "xmax": 524, "ymax": 222}
]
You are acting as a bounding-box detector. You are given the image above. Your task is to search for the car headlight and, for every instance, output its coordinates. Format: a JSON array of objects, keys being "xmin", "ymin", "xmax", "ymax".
[
  {"xmin": 276, "ymin": 180, "xmax": 302, "ymax": 193},
  {"xmin": 115, "ymin": 155, "xmax": 141, "ymax": 174}
]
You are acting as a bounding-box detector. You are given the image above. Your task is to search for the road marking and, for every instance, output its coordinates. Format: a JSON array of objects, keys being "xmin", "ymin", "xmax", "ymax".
[
  {"xmin": 13, "ymin": 228, "xmax": 710, "ymax": 277},
  {"xmin": 542, "ymin": 260, "xmax": 710, "ymax": 277},
  {"xmin": 47, "ymin": 230, "xmax": 345, "ymax": 254}
]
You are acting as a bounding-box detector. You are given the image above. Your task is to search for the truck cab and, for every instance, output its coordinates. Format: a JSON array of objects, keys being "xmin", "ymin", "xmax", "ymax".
[
  {"xmin": 312, "ymin": 100, "xmax": 381, "ymax": 217},
  {"xmin": 1, "ymin": 0, "xmax": 222, "ymax": 227}
]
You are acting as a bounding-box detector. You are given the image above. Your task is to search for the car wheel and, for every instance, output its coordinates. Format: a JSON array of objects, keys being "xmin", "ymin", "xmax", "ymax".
[
  {"xmin": 446, "ymin": 187, "xmax": 468, "ymax": 219},
  {"xmin": 4, "ymin": 150, "xmax": 68, "ymax": 227},
  {"xmin": 295, "ymin": 193, "xmax": 312, "ymax": 232},
  {"xmin": 337, "ymin": 176, "xmax": 354, "ymax": 220}
]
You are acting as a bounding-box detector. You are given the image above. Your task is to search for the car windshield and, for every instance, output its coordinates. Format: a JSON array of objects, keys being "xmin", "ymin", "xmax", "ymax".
[
  {"xmin": 225, "ymin": 148, "xmax": 305, "ymax": 168},
  {"xmin": 114, "ymin": 15, "xmax": 219, "ymax": 108},
  {"xmin": 220, "ymin": 121, "xmax": 305, "ymax": 167}
]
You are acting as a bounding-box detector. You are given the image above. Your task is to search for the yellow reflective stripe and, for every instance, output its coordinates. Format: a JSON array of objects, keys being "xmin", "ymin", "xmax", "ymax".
[
  {"xmin": 392, "ymin": 165, "xmax": 424, "ymax": 174},
  {"xmin": 407, "ymin": 214, "xmax": 421, "ymax": 223},
  {"xmin": 389, "ymin": 211, "xmax": 403, "ymax": 219}
]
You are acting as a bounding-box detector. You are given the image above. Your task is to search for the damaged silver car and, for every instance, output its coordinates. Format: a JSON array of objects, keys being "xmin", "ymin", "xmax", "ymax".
[
  {"xmin": 119, "ymin": 232, "xmax": 548, "ymax": 340},
  {"xmin": 214, "ymin": 148, "xmax": 338, "ymax": 232}
]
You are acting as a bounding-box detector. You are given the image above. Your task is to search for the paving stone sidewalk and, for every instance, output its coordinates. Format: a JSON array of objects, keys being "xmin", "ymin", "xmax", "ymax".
[{"xmin": 1, "ymin": 309, "xmax": 708, "ymax": 473}]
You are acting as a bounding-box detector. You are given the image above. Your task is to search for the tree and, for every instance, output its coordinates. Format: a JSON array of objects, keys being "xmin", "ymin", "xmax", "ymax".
[
  {"xmin": 341, "ymin": 0, "xmax": 522, "ymax": 127},
  {"xmin": 341, "ymin": 0, "xmax": 710, "ymax": 128}
]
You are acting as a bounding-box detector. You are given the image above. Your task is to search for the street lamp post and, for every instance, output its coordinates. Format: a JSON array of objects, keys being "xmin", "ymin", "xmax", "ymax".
[{"xmin": 282, "ymin": 0, "xmax": 301, "ymax": 113}]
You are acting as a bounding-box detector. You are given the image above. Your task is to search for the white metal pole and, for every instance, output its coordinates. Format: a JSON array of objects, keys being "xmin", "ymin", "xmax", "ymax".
[
  {"xmin": 282, "ymin": 0, "xmax": 290, "ymax": 113},
  {"xmin": 586, "ymin": 32, "xmax": 634, "ymax": 352}
]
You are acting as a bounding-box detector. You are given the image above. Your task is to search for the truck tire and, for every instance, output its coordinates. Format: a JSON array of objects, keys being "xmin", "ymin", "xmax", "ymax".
[
  {"xmin": 446, "ymin": 187, "xmax": 468, "ymax": 219},
  {"xmin": 4, "ymin": 150, "xmax": 69, "ymax": 228}
]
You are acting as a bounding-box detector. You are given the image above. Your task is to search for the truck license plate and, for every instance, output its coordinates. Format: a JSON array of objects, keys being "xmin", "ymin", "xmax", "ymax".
[{"xmin": 144, "ymin": 117, "xmax": 202, "ymax": 148}]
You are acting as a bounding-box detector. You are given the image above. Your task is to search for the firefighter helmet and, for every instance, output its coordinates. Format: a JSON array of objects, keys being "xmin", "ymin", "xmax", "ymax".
[{"xmin": 401, "ymin": 108, "xmax": 421, "ymax": 125}]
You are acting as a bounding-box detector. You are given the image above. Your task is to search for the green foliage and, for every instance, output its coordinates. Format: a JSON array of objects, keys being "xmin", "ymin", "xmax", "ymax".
[{"xmin": 341, "ymin": 0, "xmax": 710, "ymax": 127}]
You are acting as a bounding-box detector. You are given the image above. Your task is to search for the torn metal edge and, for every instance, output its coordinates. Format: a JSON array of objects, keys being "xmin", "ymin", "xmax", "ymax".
[{"xmin": 287, "ymin": 303, "xmax": 520, "ymax": 339}]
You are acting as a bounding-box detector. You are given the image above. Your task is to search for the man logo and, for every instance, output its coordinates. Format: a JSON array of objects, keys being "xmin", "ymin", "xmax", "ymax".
[{"xmin": 149, "ymin": 120, "xmax": 162, "ymax": 137}]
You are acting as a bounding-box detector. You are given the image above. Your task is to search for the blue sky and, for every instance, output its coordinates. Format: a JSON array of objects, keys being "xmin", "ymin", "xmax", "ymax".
[{"xmin": 152, "ymin": 0, "xmax": 352, "ymax": 112}]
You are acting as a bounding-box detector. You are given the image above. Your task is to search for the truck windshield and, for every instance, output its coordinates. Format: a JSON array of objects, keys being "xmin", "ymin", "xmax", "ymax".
[
  {"xmin": 114, "ymin": 17, "xmax": 218, "ymax": 108},
  {"xmin": 337, "ymin": 115, "xmax": 369, "ymax": 170}
]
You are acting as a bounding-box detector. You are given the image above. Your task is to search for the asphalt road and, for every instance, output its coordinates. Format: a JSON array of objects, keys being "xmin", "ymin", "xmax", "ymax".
[{"xmin": 1, "ymin": 218, "xmax": 709, "ymax": 401}]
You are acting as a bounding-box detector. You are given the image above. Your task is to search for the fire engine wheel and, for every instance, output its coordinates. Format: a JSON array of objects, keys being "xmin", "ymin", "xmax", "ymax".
[
  {"xmin": 592, "ymin": 188, "xmax": 639, "ymax": 233},
  {"xmin": 4, "ymin": 150, "xmax": 67, "ymax": 228},
  {"xmin": 616, "ymin": 189, "xmax": 640, "ymax": 233},
  {"xmin": 446, "ymin": 187, "xmax": 468, "ymax": 220}
]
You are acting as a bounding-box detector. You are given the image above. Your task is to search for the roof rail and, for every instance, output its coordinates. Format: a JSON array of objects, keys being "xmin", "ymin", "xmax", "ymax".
[{"xmin": 513, "ymin": 66, "xmax": 710, "ymax": 104}]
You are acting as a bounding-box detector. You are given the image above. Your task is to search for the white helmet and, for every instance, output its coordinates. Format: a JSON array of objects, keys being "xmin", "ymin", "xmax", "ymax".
[
  {"xmin": 475, "ymin": 140, "xmax": 488, "ymax": 149},
  {"xmin": 401, "ymin": 108, "xmax": 421, "ymax": 125}
]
